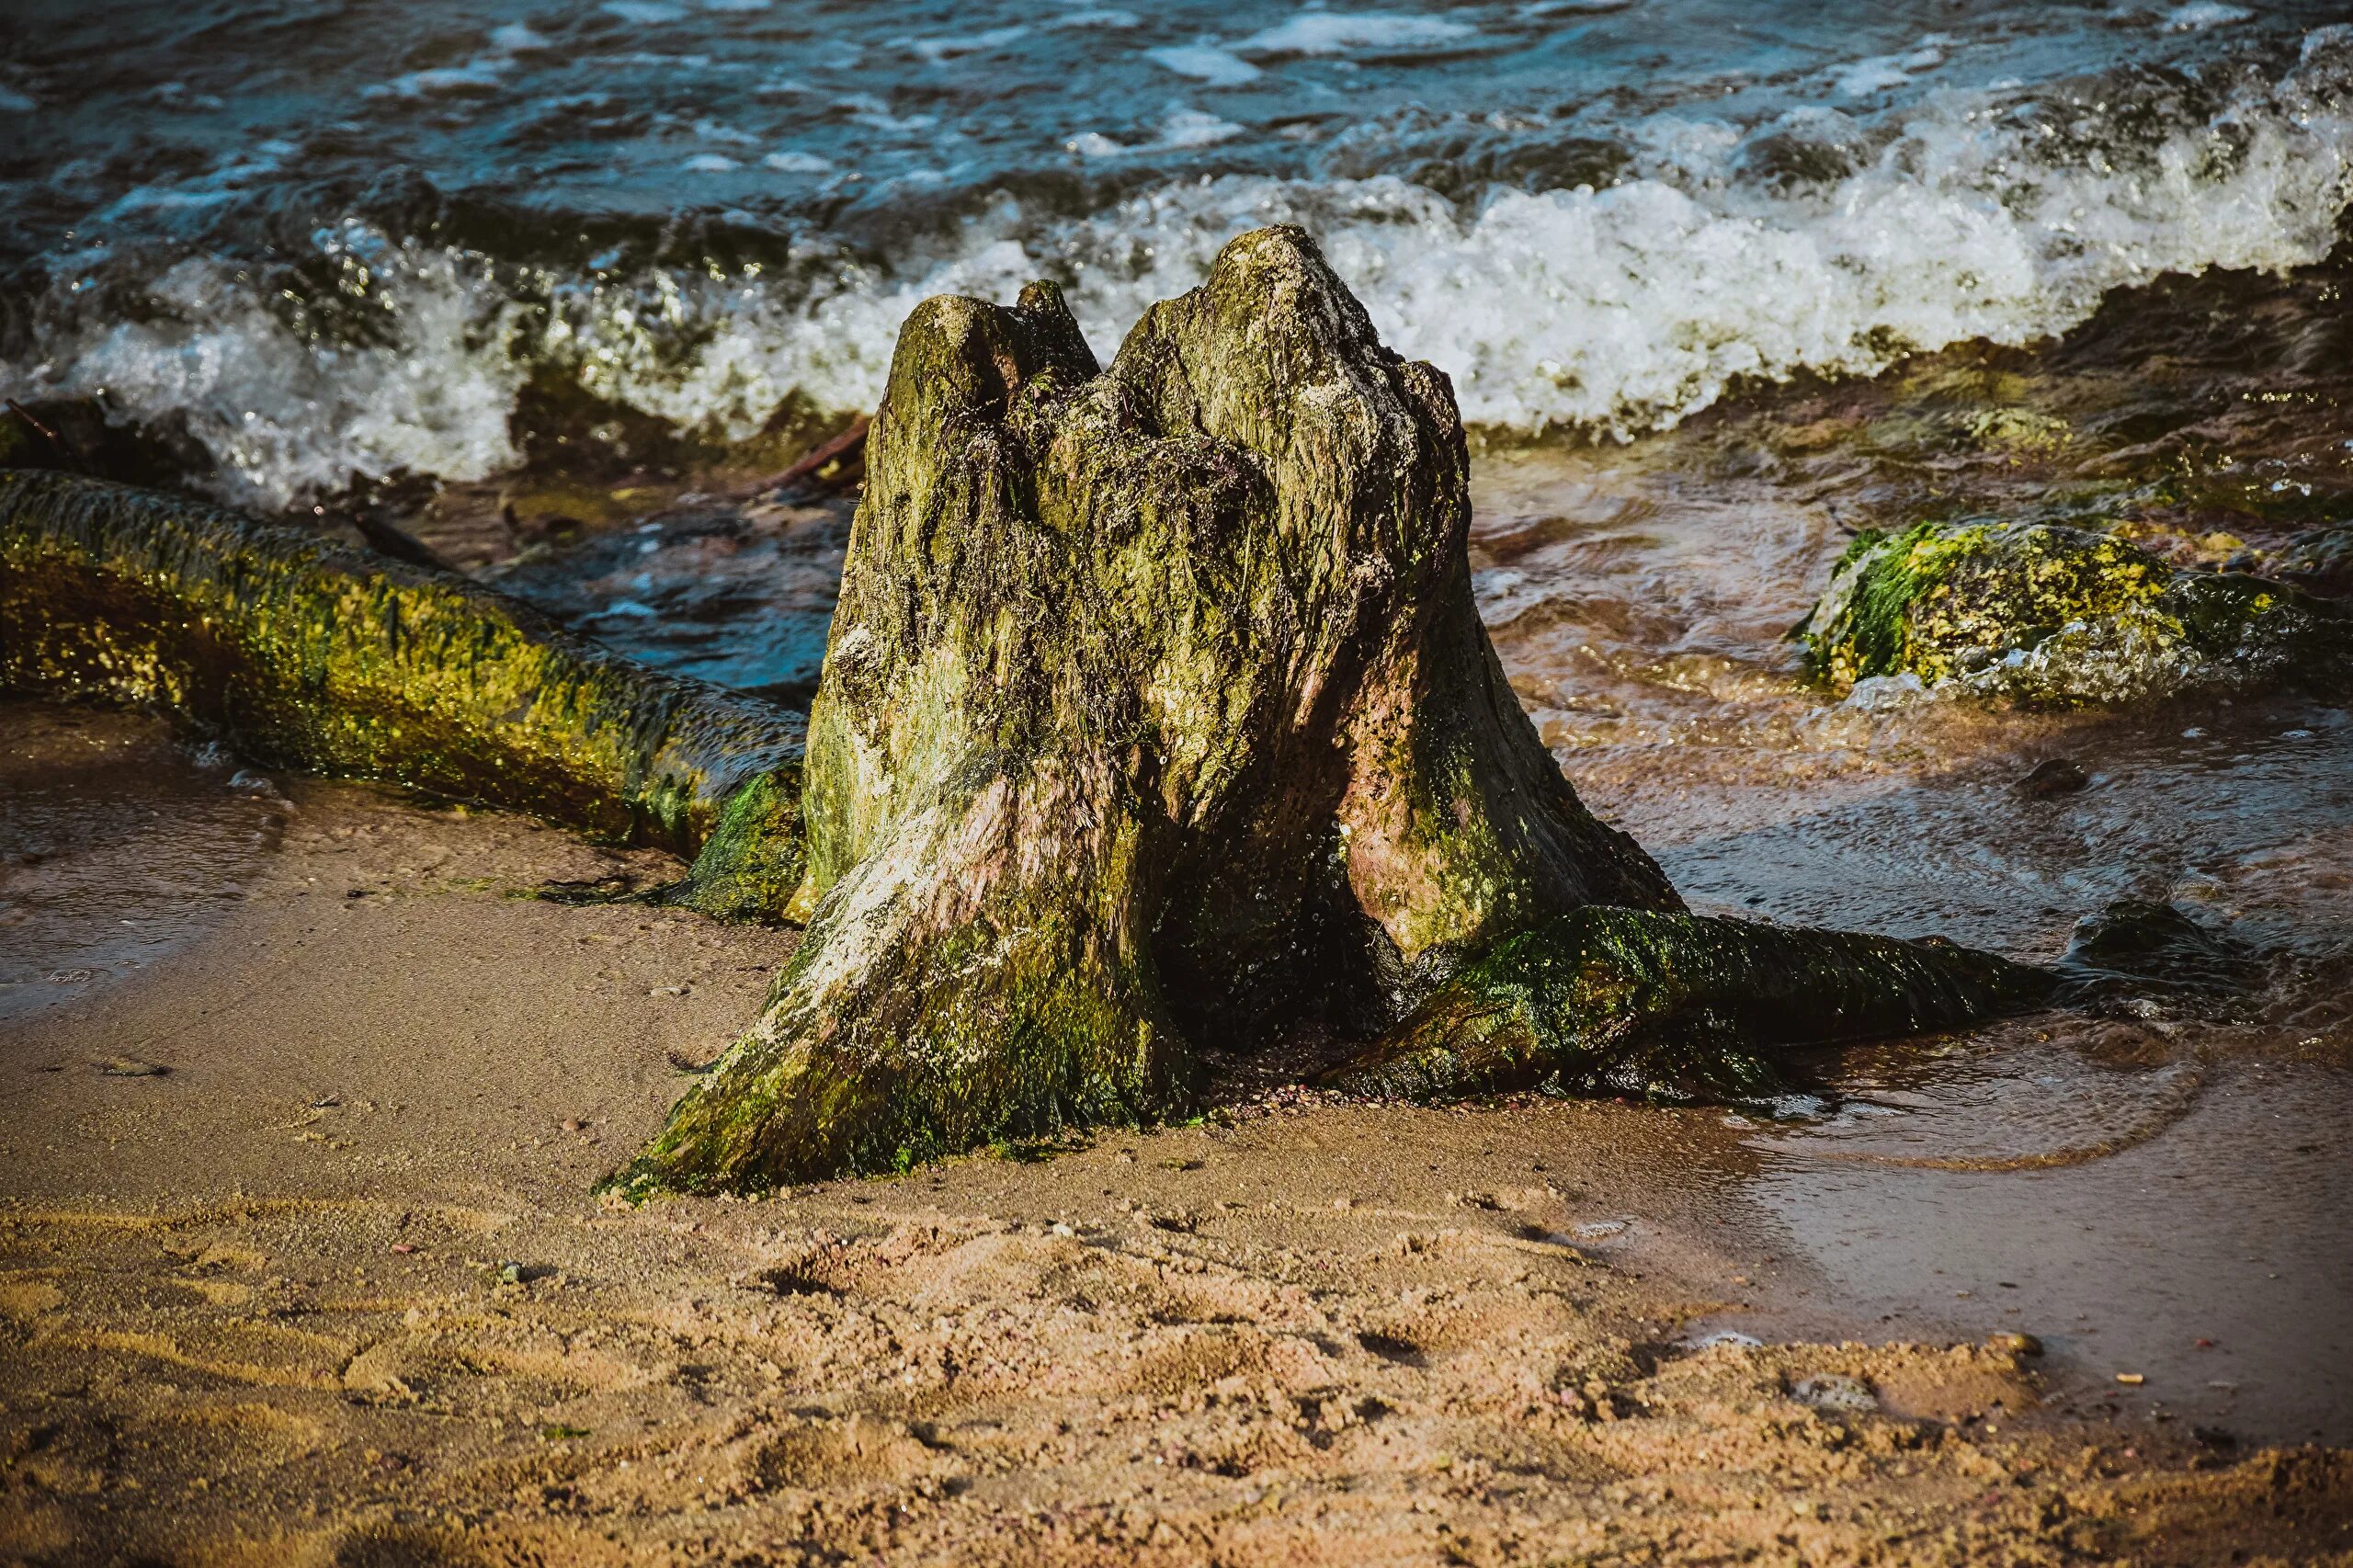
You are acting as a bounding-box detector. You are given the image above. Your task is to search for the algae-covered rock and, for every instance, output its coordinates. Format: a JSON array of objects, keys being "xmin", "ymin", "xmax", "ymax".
[{"xmin": 1799, "ymin": 518, "xmax": 2353, "ymax": 705}]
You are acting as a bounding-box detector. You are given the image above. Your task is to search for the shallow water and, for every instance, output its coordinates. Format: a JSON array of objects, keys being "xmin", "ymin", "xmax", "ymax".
[
  {"xmin": 0, "ymin": 706, "xmax": 283, "ymax": 1024},
  {"xmin": 1435, "ymin": 252, "xmax": 2353, "ymax": 1441},
  {"xmin": 1732, "ymin": 1049, "xmax": 2352, "ymax": 1445},
  {"xmin": 489, "ymin": 494, "xmax": 847, "ymax": 703}
]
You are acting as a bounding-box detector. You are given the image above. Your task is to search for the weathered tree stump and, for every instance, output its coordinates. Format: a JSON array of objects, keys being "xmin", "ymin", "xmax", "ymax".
[{"xmin": 615, "ymin": 229, "xmax": 2049, "ymax": 1192}]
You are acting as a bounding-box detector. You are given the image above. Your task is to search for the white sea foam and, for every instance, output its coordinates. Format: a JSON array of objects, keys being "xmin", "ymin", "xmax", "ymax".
[
  {"xmin": 365, "ymin": 23, "xmax": 556, "ymax": 99},
  {"xmin": 1161, "ymin": 108, "xmax": 1245, "ymax": 147},
  {"xmin": 30, "ymin": 243, "xmax": 529, "ymax": 508},
  {"xmin": 1070, "ymin": 108, "xmax": 1245, "ymax": 158},
  {"xmin": 904, "ymin": 27, "xmax": 1030, "ymax": 65},
  {"xmin": 539, "ymin": 34, "xmax": 2353, "ymax": 446},
  {"xmin": 1237, "ymin": 11, "xmax": 1480, "ymax": 56},
  {"xmin": 366, "ymin": 61, "xmax": 511, "ymax": 98},
  {"xmin": 1833, "ymin": 37, "xmax": 1951, "ymax": 97},
  {"xmin": 15, "ymin": 28, "xmax": 2353, "ymax": 508},
  {"xmin": 1144, "ymin": 43, "xmax": 1262, "ymax": 85},
  {"xmin": 489, "ymin": 23, "xmax": 553, "ymax": 52},
  {"xmin": 2163, "ymin": 3, "xmax": 2250, "ymax": 32}
]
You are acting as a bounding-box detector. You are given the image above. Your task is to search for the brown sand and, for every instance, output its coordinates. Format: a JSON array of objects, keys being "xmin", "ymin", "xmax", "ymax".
[{"xmin": 2, "ymin": 706, "xmax": 2349, "ymax": 1566}]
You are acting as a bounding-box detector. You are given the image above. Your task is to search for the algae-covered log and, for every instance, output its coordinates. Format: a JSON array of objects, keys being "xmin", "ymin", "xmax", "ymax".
[
  {"xmin": 0, "ymin": 468, "xmax": 806, "ymax": 914},
  {"xmin": 1799, "ymin": 518, "xmax": 2353, "ymax": 704},
  {"xmin": 616, "ymin": 228, "xmax": 2041, "ymax": 1193}
]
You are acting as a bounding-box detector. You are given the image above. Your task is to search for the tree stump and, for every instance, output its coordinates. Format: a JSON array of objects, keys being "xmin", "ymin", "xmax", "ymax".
[{"xmin": 616, "ymin": 228, "xmax": 2048, "ymax": 1192}]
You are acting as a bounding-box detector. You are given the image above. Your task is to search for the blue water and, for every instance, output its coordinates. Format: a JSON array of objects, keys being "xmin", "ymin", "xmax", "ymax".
[{"xmin": 3, "ymin": 2, "xmax": 2349, "ymax": 505}]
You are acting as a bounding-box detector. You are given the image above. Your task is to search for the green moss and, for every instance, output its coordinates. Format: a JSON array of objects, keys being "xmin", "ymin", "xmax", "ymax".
[
  {"xmin": 1800, "ymin": 517, "xmax": 2352, "ymax": 704},
  {"xmin": 1960, "ymin": 406, "xmax": 2073, "ymax": 454},
  {"xmin": 653, "ymin": 769, "xmax": 806, "ymax": 922},
  {"xmin": 1324, "ymin": 908, "xmax": 2055, "ymax": 1104},
  {"xmin": 609, "ymin": 840, "xmax": 1182, "ymax": 1194},
  {"xmin": 0, "ymin": 470, "xmax": 807, "ymax": 906}
]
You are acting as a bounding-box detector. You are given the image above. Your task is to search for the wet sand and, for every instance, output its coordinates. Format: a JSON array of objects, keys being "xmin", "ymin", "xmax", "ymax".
[{"xmin": 4, "ymin": 699, "xmax": 2350, "ymax": 1564}]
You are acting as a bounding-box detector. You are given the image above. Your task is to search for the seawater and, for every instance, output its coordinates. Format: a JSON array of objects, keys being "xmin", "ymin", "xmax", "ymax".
[{"xmin": 4, "ymin": 1, "xmax": 2350, "ymax": 506}]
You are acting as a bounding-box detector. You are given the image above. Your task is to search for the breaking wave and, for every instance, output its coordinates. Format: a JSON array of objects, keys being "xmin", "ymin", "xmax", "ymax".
[{"xmin": 11, "ymin": 25, "xmax": 2352, "ymax": 509}]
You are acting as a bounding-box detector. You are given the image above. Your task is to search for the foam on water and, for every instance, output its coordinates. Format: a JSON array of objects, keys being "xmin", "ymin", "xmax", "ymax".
[
  {"xmin": 8, "ymin": 21, "xmax": 2352, "ymax": 508},
  {"xmin": 1234, "ymin": 12, "xmax": 1482, "ymax": 56},
  {"xmin": 1145, "ymin": 43, "xmax": 1264, "ymax": 85}
]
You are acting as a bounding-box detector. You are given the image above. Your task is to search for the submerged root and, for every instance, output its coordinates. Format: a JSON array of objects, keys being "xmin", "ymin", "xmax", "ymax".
[{"xmin": 1323, "ymin": 908, "xmax": 2058, "ymax": 1103}]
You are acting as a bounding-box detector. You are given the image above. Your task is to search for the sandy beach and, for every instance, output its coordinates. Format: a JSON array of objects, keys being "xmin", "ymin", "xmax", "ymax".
[{"xmin": 3, "ymin": 701, "xmax": 2347, "ymax": 1565}]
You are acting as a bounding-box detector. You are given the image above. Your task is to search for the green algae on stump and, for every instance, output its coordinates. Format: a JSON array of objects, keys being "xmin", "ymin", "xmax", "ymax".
[
  {"xmin": 0, "ymin": 468, "xmax": 807, "ymax": 903},
  {"xmin": 1799, "ymin": 518, "xmax": 2353, "ymax": 705},
  {"xmin": 616, "ymin": 229, "xmax": 2042, "ymax": 1194},
  {"xmin": 619, "ymin": 233, "xmax": 1682, "ymax": 1192}
]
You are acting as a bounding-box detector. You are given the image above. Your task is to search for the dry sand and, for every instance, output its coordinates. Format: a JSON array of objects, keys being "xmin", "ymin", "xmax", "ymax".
[{"xmin": 2, "ymin": 704, "xmax": 2348, "ymax": 1566}]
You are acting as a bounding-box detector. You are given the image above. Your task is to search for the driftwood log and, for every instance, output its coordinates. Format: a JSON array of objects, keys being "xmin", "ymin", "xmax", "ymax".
[
  {"xmin": 0, "ymin": 468, "xmax": 809, "ymax": 920},
  {"xmin": 0, "ymin": 228, "xmax": 2054, "ymax": 1193}
]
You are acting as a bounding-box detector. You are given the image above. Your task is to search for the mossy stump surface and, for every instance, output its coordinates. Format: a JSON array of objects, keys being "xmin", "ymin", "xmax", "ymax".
[{"xmin": 618, "ymin": 229, "xmax": 2050, "ymax": 1193}]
